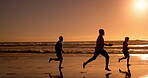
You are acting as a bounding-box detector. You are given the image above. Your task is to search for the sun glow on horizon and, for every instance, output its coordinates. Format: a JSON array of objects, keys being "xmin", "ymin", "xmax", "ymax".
[{"xmin": 134, "ymin": 0, "xmax": 148, "ymax": 11}]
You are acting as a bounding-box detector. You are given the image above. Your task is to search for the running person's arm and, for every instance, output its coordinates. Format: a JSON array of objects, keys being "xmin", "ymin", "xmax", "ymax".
[
  {"xmin": 61, "ymin": 50, "xmax": 65, "ymax": 53},
  {"xmin": 104, "ymin": 43, "xmax": 113, "ymax": 46}
]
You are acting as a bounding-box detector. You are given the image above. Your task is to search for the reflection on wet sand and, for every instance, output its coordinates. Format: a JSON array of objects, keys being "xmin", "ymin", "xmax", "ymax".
[
  {"xmin": 82, "ymin": 73, "xmax": 111, "ymax": 78},
  {"xmin": 119, "ymin": 66, "xmax": 131, "ymax": 78},
  {"xmin": 49, "ymin": 68, "xmax": 63, "ymax": 78},
  {"xmin": 139, "ymin": 55, "xmax": 148, "ymax": 61},
  {"xmin": 131, "ymin": 54, "xmax": 148, "ymax": 60},
  {"xmin": 106, "ymin": 73, "xmax": 111, "ymax": 78}
]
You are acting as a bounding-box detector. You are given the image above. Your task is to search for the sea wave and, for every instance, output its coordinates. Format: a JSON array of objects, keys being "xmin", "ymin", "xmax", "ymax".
[{"xmin": 0, "ymin": 40, "xmax": 148, "ymax": 54}]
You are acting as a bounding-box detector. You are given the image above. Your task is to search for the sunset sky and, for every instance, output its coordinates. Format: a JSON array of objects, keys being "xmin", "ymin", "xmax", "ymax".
[{"xmin": 1, "ymin": 0, "xmax": 148, "ymax": 42}]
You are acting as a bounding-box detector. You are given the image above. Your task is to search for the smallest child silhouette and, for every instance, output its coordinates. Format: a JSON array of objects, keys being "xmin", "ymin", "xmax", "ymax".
[
  {"xmin": 49, "ymin": 36, "xmax": 64, "ymax": 68},
  {"xmin": 118, "ymin": 37, "xmax": 130, "ymax": 66}
]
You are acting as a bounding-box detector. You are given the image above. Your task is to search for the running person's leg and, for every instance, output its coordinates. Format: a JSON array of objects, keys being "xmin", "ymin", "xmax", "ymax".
[
  {"xmin": 49, "ymin": 51, "xmax": 61, "ymax": 63},
  {"xmin": 126, "ymin": 52, "xmax": 130, "ymax": 66},
  {"xmin": 118, "ymin": 57, "xmax": 127, "ymax": 62},
  {"xmin": 118, "ymin": 50, "xmax": 128, "ymax": 63},
  {"xmin": 49, "ymin": 58, "xmax": 60, "ymax": 63},
  {"xmin": 57, "ymin": 54, "xmax": 63, "ymax": 68},
  {"xmin": 100, "ymin": 50, "xmax": 111, "ymax": 71},
  {"xmin": 49, "ymin": 54, "xmax": 63, "ymax": 68},
  {"xmin": 49, "ymin": 57, "xmax": 61, "ymax": 61},
  {"xmin": 83, "ymin": 51, "xmax": 100, "ymax": 68}
]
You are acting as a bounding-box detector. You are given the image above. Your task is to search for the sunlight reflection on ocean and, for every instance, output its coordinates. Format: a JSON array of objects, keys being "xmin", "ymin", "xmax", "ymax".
[
  {"xmin": 139, "ymin": 55, "xmax": 148, "ymax": 60},
  {"xmin": 131, "ymin": 54, "xmax": 148, "ymax": 60},
  {"xmin": 132, "ymin": 45, "xmax": 148, "ymax": 47},
  {"xmin": 140, "ymin": 75, "xmax": 148, "ymax": 78}
]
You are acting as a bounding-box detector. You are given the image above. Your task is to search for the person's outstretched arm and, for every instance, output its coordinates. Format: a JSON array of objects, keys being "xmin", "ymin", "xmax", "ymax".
[{"xmin": 105, "ymin": 43, "xmax": 113, "ymax": 46}]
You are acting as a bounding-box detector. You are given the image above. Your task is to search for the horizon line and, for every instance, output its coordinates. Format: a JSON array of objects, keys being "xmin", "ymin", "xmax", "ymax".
[{"xmin": 0, "ymin": 39, "xmax": 147, "ymax": 42}]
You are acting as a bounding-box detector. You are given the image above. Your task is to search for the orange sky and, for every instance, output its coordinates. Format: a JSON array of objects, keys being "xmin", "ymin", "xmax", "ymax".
[{"xmin": 1, "ymin": 0, "xmax": 148, "ymax": 42}]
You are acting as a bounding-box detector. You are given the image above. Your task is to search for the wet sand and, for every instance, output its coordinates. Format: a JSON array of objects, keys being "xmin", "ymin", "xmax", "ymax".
[{"xmin": 0, "ymin": 53, "xmax": 148, "ymax": 78}]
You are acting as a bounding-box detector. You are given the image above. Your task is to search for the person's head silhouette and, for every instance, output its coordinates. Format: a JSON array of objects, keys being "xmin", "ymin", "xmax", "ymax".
[
  {"xmin": 125, "ymin": 37, "xmax": 129, "ymax": 42},
  {"xmin": 99, "ymin": 29, "xmax": 104, "ymax": 36},
  {"xmin": 59, "ymin": 36, "xmax": 63, "ymax": 41}
]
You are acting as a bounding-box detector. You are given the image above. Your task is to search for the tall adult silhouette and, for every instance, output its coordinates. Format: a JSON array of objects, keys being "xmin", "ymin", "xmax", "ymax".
[
  {"xmin": 83, "ymin": 29, "xmax": 113, "ymax": 71},
  {"xmin": 49, "ymin": 36, "xmax": 64, "ymax": 68}
]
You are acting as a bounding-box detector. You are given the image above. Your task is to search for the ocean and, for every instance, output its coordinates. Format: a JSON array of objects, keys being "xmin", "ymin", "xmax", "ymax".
[{"xmin": 0, "ymin": 40, "xmax": 148, "ymax": 54}]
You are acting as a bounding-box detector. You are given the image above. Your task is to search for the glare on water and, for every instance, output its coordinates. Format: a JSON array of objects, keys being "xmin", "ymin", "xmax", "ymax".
[{"xmin": 131, "ymin": 54, "xmax": 148, "ymax": 60}]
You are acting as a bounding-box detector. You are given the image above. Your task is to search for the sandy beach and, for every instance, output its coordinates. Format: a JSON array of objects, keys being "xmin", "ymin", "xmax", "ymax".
[{"xmin": 0, "ymin": 53, "xmax": 148, "ymax": 78}]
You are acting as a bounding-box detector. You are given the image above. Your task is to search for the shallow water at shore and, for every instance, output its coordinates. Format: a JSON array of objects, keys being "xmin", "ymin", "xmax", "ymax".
[{"xmin": 0, "ymin": 53, "xmax": 148, "ymax": 78}]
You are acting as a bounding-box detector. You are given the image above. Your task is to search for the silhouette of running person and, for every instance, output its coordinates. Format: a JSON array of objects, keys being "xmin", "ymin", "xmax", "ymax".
[
  {"xmin": 118, "ymin": 37, "xmax": 130, "ymax": 66},
  {"xmin": 119, "ymin": 65, "xmax": 131, "ymax": 78},
  {"xmin": 49, "ymin": 36, "xmax": 64, "ymax": 68},
  {"xmin": 83, "ymin": 29, "xmax": 113, "ymax": 71}
]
